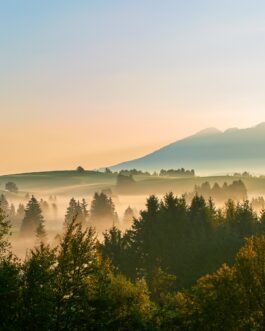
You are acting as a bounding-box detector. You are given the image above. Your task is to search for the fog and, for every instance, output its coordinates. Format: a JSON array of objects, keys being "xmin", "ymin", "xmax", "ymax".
[
  {"xmin": 2, "ymin": 170, "xmax": 265, "ymax": 258},
  {"xmin": 8, "ymin": 193, "xmax": 152, "ymax": 258}
]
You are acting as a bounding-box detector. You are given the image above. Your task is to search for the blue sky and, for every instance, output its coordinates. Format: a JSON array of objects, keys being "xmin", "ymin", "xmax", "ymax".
[{"xmin": 1, "ymin": 1, "xmax": 265, "ymax": 173}]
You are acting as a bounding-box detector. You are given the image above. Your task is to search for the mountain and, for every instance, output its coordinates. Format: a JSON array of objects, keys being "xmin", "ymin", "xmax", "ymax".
[{"xmin": 110, "ymin": 123, "xmax": 265, "ymax": 174}]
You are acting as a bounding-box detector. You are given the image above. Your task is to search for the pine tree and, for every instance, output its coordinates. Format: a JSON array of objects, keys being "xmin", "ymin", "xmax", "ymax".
[
  {"xmin": 64, "ymin": 198, "xmax": 78, "ymax": 226},
  {"xmin": 0, "ymin": 195, "xmax": 9, "ymax": 215},
  {"xmin": 0, "ymin": 207, "xmax": 11, "ymax": 256},
  {"xmin": 90, "ymin": 192, "xmax": 118, "ymax": 227},
  {"xmin": 123, "ymin": 206, "xmax": 135, "ymax": 223},
  {"xmin": 9, "ymin": 204, "xmax": 16, "ymax": 222},
  {"xmin": 36, "ymin": 218, "xmax": 46, "ymax": 244},
  {"xmin": 16, "ymin": 204, "xmax": 25, "ymax": 222},
  {"xmin": 81, "ymin": 198, "xmax": 89, "ymax": 222},
  {"xmin": 65, "ymin": 198, "xmax": 87, "ymax": 227},
  {"xmin": 20, "ymin": 196, "xmax": 45, "ymax": 237}
]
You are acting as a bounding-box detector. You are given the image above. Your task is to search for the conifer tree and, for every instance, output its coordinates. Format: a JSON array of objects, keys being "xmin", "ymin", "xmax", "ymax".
[
  {"xmin": 0, "ymin": 194, "xmax": 9, "ymax": 215},
  {"xmin": 64, "ymin": 198, "xmax": 78, "ymax": 226},
  {"xmin": 90, "ymin": 192, "xmax": 118, "ymax": 226},
  {"xmin": 16, "ymin": 203, "xmax": 25, "ymax": 221},
  {"xmin": 20, "ymin": 196, "xmax": 45, "ymax": 237},
  {"xmin": 81, "ymin": 198, "xmax": 89, "ymax": 222},
  {"xmin": 123, "ymin": 206, "xmax": 135, "ymax": 223}
]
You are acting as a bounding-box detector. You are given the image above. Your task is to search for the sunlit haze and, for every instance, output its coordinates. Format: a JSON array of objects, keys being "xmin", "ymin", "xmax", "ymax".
[{"xmin": 1, "ymin": 1, "xmax": 265, "ymax": 174}]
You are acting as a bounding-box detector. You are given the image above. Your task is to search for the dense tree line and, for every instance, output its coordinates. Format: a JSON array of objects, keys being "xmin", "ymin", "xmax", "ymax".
[
  {"xmin": 116, "ymin": 173, "xmax": 136, "ymax": 191},
  {"xmin": 5, "ymin": 181, "xmax": 18, "ymax": 193},
  {"xmin": 18, "ymin": 193, "xmax": 118, "ymax": 238},
  {"xmin": 159, "ymin": 168, "xmax": 195, "ymax": 177},
  {"xmin": 0, "ymin": 213, "xmax": 153, "ymax": 330},
  {"xmin": 118, "ymin": 169, "xmax": 151, "ymax": 176},
  {"xmin": 105, "ymin": 168, "xmax": 195, "ymax": 177},
  {"xmin": 171, "ymin": 236, "xmax": 265, "ymax": 330},
  {"xmin": 3, "ymin": 193, "xmax": 265, "ymax": 329},
  {"xmin": 192, "ymin": 180, "xmax": 247, "ymax": 202},
  {"xmin": 101, "ymin": 193, "xmax": 263, "ymax": 288},
  {"xmin": 0, "ymin": 194, "xmax": 25, "ymax": 226}
]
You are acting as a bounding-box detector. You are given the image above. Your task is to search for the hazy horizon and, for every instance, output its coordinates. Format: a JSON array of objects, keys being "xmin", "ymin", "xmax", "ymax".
[{"xmin": 2, "ymin": 1, "xmax": 265, "ymax": 174}]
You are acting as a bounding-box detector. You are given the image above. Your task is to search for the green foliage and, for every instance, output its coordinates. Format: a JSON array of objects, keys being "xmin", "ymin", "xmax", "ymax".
[
  {"xmin": 0, "ymin": 215, "xmax": 154, "ymax": 330},
  {"xmin": 5, "ymin": 193, "xmax": 265, "ymax": 330},
  {"xmin": 0, "ymin": 208, "xmax": 11, "ymax": 256},
  {"xmin": 21, "ymin": 243, "xmax": 57, "ymax": 331},
  {"xmin": 0, "ymin": 255, "xmax": 21, "ymax": 331},
  {"xmin": 172, "ymin": 235, "xmax": 265, "ymax": 330},
  {"xmin": 102, "ymin": 193, "xmax": 262, "ymax": 289}
]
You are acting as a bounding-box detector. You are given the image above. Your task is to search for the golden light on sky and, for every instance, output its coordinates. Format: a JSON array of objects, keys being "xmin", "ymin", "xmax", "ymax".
[{"xmin": 1, "ymin": 1, "xmax": 265, "ymax": 174}]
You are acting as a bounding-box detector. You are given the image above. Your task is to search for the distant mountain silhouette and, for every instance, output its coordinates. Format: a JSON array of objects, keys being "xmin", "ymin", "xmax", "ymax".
[{"xmin": 110, "ymin": 123, "xmax": 265, "ymax": 174}]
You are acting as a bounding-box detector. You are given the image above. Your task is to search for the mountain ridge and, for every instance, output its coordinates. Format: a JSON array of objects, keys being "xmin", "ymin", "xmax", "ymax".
[{"xmin": 109, "ymin": 123, "xmax": 265, "ymax": 175}]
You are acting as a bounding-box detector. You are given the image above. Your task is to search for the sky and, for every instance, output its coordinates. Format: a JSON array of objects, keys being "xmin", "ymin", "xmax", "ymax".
[{"xmin": 1, "ymin": 0, "xmax": 265, "ymax": 174}]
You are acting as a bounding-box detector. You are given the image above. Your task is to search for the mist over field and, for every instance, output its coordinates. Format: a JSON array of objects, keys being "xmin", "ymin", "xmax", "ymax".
[
  {"xmin": 1, "ymin": 167, "xmax": 265, "ymax": 259},
  {"xmin": 3, "ymin": 1, "xmax": 265, "ymax": 329}
]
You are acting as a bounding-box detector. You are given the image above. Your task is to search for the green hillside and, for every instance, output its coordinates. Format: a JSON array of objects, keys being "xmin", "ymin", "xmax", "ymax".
[{"xmin": 1, "ymin": 170, "xmax": 265, "ymax": 198}]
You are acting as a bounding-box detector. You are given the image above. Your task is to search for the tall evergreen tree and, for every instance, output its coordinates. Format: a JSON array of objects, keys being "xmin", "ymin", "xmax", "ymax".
[
  {"xmin": 81, "ymin": 198, "xmax": 89, "ymax": 222},
  {"xmin": 64, "ymin": 198, "xmax": 78, "ymax": 226},
  {"xmin": 123, "ymin": 206, "xmax": 135, "ymax": 224},
  {"xmin": 16, "ymin": 203, "xmax": 25, "ymax": 222},
  {"xmin": 20, "ymin": 196, "xmax": 45, "ymax": 237},
  {"xmin": 65, "ymin": 198, "xmax": 88, "ymax": 227},
  {"xmin": 0, "ymin": 194, "xmax": 9, "ymax": 216},
  {"xmin": 90, "ymin": 192, "xmax": 118, "ymax": 227}
]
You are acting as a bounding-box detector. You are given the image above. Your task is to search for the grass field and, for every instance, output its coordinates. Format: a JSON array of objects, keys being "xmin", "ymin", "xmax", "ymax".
[
  {"xmin": 1, "ymin": 170, "xmax": 265, "ymax": 198},
  {"xmin": 3, "ymin": 170, "xmax": 265, "ymax": 257}
]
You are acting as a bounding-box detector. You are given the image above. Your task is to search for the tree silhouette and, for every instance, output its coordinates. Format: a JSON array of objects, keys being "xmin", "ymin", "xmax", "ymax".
[{"xmin": 20, "ymin": 196, "xmax": 45, "ymax": 237}]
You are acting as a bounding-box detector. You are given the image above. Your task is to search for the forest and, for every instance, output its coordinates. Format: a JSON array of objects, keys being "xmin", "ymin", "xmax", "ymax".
[
  {"xmin": 2, "ymin": 190, "xmax": 265, "ymax": 330},
  {"xmin": 3, "ymin": 1, "xmax": 265, "ymax": 329}
]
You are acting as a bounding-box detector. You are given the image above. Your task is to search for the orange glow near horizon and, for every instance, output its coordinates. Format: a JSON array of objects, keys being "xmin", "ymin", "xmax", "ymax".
[{"xmin": 2, "ymin": 1, "xmax": 265, "ymax": 174}]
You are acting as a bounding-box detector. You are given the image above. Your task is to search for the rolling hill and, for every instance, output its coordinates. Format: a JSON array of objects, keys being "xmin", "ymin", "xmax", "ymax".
[{"xmin": 110, "ymin": 123, "xmax": 265, "ymax": 175}]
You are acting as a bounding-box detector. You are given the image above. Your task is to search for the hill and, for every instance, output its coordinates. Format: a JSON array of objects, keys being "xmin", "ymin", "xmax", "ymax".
[
  {"xmin": 1, "ymin": 170, "xmax": 265, "ymax": 198},
  {"xmin": 110, "ymin": 123, "xmax": 265, "ymax": 175}
]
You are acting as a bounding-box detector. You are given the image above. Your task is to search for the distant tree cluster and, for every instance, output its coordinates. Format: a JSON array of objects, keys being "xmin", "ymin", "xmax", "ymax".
[
  {"xmin": 18, "ymin": 193, "xmax": 118, "ymax": 239},
  {"xmin": 160, "ymin": 168, "xmax": 195, "ymax": 177},
  {"xmin": 116, "ymin": 173, "xmax": 136, "ymax": 188},
  {"xmin": 104, "ymin": 168, "xmax": 196, "ymax": 178},
  {"xmin": 64, "ymin": 198, "xmax": 89, "ymax": 227},
  {"xmin": 0, "ymin": 194, "xmax": 25, "ymax": 226},
  {"xmin": 251, "ymin": 196, "xmax": 265, "ymax": 213},
  {"xmin": 233, "ymin": 171, "xmax": 252, "ymax": 177},
  {"xmin": 119, "ymin": 169, "xmax": 151, "ymax": 176},
  {"xmin": 193, "ymin": 180, "xmax": 247, "ymax": 202},
  {"xmin": 5, "ymin": 181, "xmax": 18, "ymax": 193},
  {"xmin": 90, "ymin": 192, "xmax": 118, "ymax": 227},
  {"xmin": 20, "ymin": 196, "xmax": 46, "ymax": 239},
  {"xmin": 116, "ymin": 174, "xmax": 137, "ymax": 194},
  {"xmin": 123, "ymin": 206, "xmax": 136, "ymax": 224},
  {"xmin": 105, "ymin": 168, "xmax": 151, "ymax": 176},
  {"xmin": 1, "ymin": 194, "xmax": 59, "ymax": 229},
  {"xmin": 76, "ymin": 166, "xmax": 85, "ymax": 173}
]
